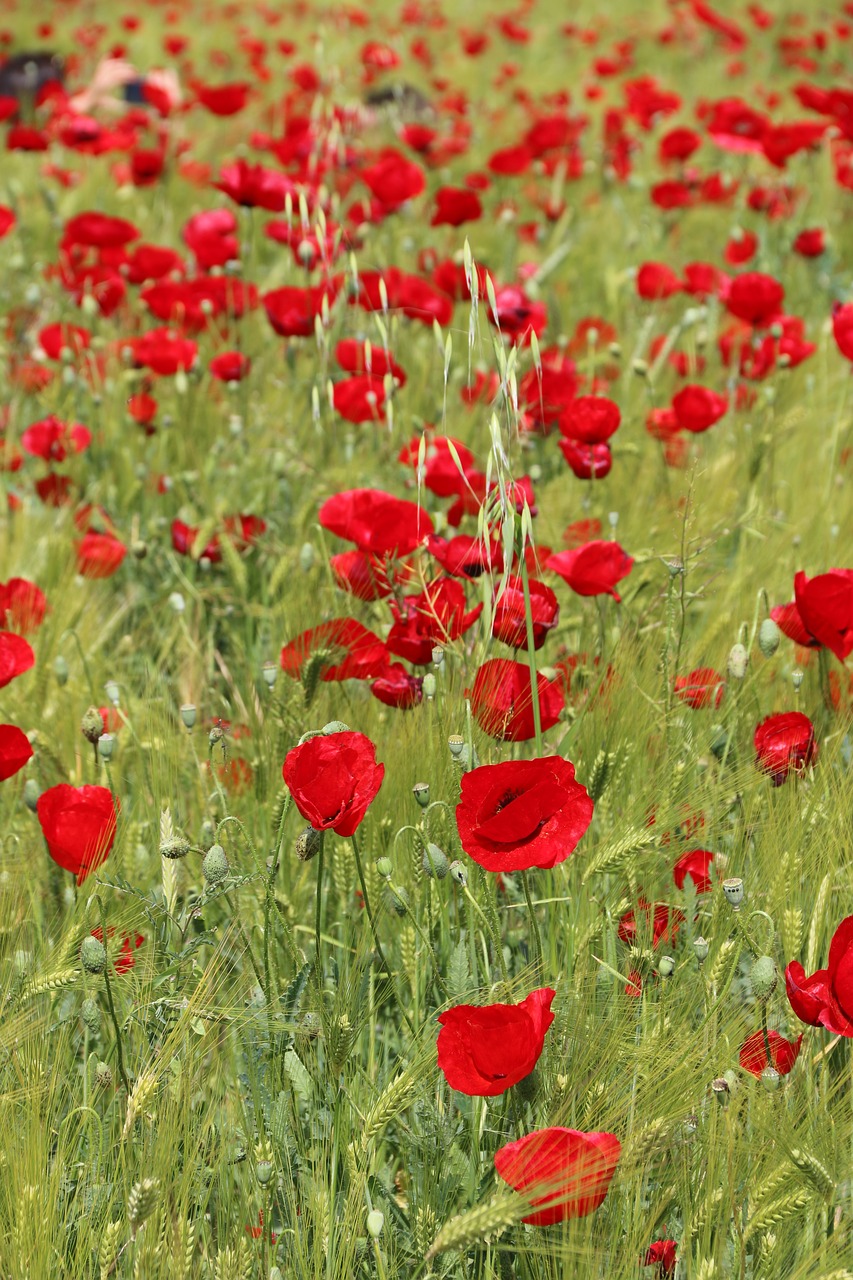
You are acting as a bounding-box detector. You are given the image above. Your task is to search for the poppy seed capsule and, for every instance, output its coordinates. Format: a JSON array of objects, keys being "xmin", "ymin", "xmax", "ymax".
[
  {"xmin": 758, "ymin": 617, "xmax": 780, "ymax": 657},
  {"xmin": 80, "ymin": 936, "xmax": 107, "ymax": 974},
  {"xmin": 81, "ymin": 706, "xmax": 104, "ymax": 745},
  {"xmin": 727, "ymin": 643, "xmax": 749, "ymax": 680},
  {"xmin": 761, "ymin": 1066, "xmax": 781, "ymax": 1092},
  {"xmin": 412, "ymin": 782, "xmax": 430, "ymax": 808},
  {"xmin": 712, "ymin": 1077, "xmax": 729, "ymax": 1105},
  {"xmin": 422, "ymin": 843, "xmax": 449, "ymax": 879},
  {"xmin": 657, "ymin": 955, "xmax": 676, "ymax": 978},
  {"xmin": 97, "ymin": 734, "xmax": 116, "ymax": 761},
  {"xmin": 180, "ymin": 704, "xmax": 197, "ymax": 730},
  {"xmin": 750, "ymin": 955, "xmax": 778, "ymax": 1001},
  {"xmin": 255, "ymin": 1160, "xmax": 273, "ymax": 1187},
  {"xmin": 423, "ymin": 673, "xmax": 437, "ymax": 700},
  {"xmin": 375, "ymin": 856, "xmax": 393, "ymax": 879},
  {"xmin": 449, "ymin": 860, "xmax": 467, "ymax": 887},
  {"xmin": 202, "ymin": 844, "xmax": 229, "ymax": 884},
  {"xmin": 366, "ymin": 1210, "xmax": 384, "ymax": 1239},
  {"xmin": 160, "ymin": 835, "xmax": 191, "ymax": 860},
  {"xmin": 447, "ymin": 734, "xmax": 465, "ymax": 758},
  {"xmin": 693, "ymin": 936, "xmax": 710, "ymax": 964},
  {"xmin": 262, "ymin": 661, "xmax": 277, "ymax": 689},
  {"xmin": 723, "ymin": 877, "xmax": 744, "ymax": 908},
  {"xmin": 23, "ymin": 778, "xmax": 40, "ymax": 812},
  {"xmin": 295, "ymin": 825, "xmax": 323, "ymax": 862}
]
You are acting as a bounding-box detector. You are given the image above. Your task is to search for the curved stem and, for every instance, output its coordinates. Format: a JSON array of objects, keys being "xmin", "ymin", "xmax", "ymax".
[{"xmin": 350, "ymin": 831, "xmax": 415, "ymax": 1035}]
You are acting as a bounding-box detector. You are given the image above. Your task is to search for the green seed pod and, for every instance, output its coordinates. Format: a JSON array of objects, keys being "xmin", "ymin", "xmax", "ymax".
[
  {"xmin": 366, "ymin": 1210, "xmax": 384, "ymax": 1239},
  {"xmin": 295, "ymin": 826, "xmax": 323, "ymax": 862},
  {"xmin": 758, "ymin": 617, "xmax": 780, "ymax": 658},
  {"xmin": 422, "ymin": 673, "xmax": 436, "ymax": 699},
  {"xmin": 375, "ymin": 856, "xmax": 393, "ymax": 879},
  {"xmin": 180, "ymin": 703, "xmax": 197, "ymax": 730},
  {"xmin": 130, "ymin": 539, "xmax": 148, "ymax": 560},
  {"xmin": 322, "ymin": 720, "xmax": 350, "ymax": 735},
  {"xmin": 693, "ymin": 936, "xmax": 710, "ymax": 964},
  {"xmin": 81, "ymin": 997, "xmax": 101, "ymax": 1033},
  {"xmin": 727, "ymin": 643, "xmax": 749, "ymax": 680},
  {"xmin": 760, "ymin": 1066, "xmax": 781, "ymax": 1092},
  {"xmin": 388, "ymin": 885, "xmax": 409, "ymax": 916},
  {"xmin": 422, "ymin": 843, "xmax": 449, "ymax": 880},
  {"xmin": 81, "ymin": 706, "xmax": 104, "ymax": 745},
  {"xmin": 723, "ymin": 877, "xmax": 744, "ymax": 909},
  {"xmin": 81, "ymin": 936, "xmax": 107, "ymax": 974},
  {"xmin": 447, "ymin": 734, "xmax": 465, "ymax": 758},
  {"xmin": 23, "ymin": 778, "xmax": 40, "ymax": 812},
  {"xmin": 202, "ymin": 844, "xmax": 229, "ymax": 884},
  {"xmin": 97, "ymin": 733, "xmax": 116, "ymax": 761},
  {"xmin": 412, "ymin": 782, "xmax": 430, "ymax": 808},
  {"xmin": 262, "ymin": 661, "xmax": 277, "ymax": 688},
  {"xmin": 256, "ymin": 1160, "xmax": 274, "ymax": 1187},
  {"xmin": 53, "ymin": 655, "xmax": 69, "ymax": 686},
  {"xmin": 657, "ymin": 955, "xmax": 676, "ymax": 978},
  {"xmin": 104, "ymin": 680, "xmax": 120, "ymax": 707},
  {"xmin": 711, "ymin": 1077, "xmax": 729, "ymax": 1106},
  {"xmin": 750, "ymin": 955, "xmax": 778, "ymax": 1001},
  {"xmin": 160, "ymin": 835, "xmax": 191, "ymax": 861}
]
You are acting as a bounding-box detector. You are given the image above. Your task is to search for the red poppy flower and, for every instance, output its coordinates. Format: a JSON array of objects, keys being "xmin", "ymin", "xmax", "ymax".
[
  {"xmin": 726, "ymin": 272, "xmax": 784, "ymax": 328},
  {"xmin": 832, "ymin": 304, "xmax": 853, "ymax": 362},
  {"xmin": 672, "ymin": 849, "xmax": 716, "ymax": 893},
  {"xmin": 0, "ymin": 632, "xmax": 34, "ymax": 688},
  {"xmin": 319, "ymin": 489, "xmax": 433, "ymax": 557},
  {"xmin": 770, "ymin": 601, "xmax": 820, "ymax": 649},
  {"xmin": 36, "ymin": 783, "xmax": 119, "ymax": 882},
  {"xmin": 0, "ymin": 578, "xmax": 47, "ymax": 633},
  {"xmin": 424, "ymin": 534, "xmax": 502, "ymax": 580},
  {"xmin": 330, "ymin": 551, "xmax": 393, "ymax": 601},
  {"xmin": 546, "ymin": 541, "xmax": 634, "ymax": 602},
  {"xmin": 282, "ymin": 730, "xmax": 384, "ymax": 837},
  {"xmin": 130, "ymin": 328, "xmax": 197, "ymax": 376},
  {"xmin": 209, "ymin": 351, "xmax": 251, "ymax": 383},
  {"xmin": 263, "ymin": 284, "xmax": 336, "ymax": 339},
  {"xmin": 387, "ymin": 579, "xmax": 482, "ymax": 665},
  {"xmin": 214, "ymin": 159, "xmax": 292, "ymax": 211},
  {"xmin": 371, "ymin": 663, "xmax": 423, "ymax": 709},
  {"xmin": 337, "ymin": 339, "xmax": 406, "ymax": 387},
  {"xmin": 63, "ymin": 211, "xmax": 140, "ymax": 250},
  {"xmin": 754, "ymin": 711, "xmax": 818, "ymax": 785},
  {"xmin": 793, "ymin": 569, "xmax": 853, "ymax": 662},
  {"xmin": 21, "ymin": 415, "xmax": 91, "ymax": 463},
  {"xmin": 469, "ymin": 658, "xmax": 564, "ymax": 742},
  {"xmin": 793, "ymin": 228, "xmax": 825, "ymax": 258},
  {"xmin": 0, "ymin": 723, "xmax": 33, "ymax": 781},
  {"xmin": 431, "ymin": 186, "xmax": 482, "ymax": 226},
  {"xmin": 559, "ymin": 439, "xmax": 613, "ymax": 480},
  {"xmin": 671, "ymin": 386, "xmax": 728, "ymax": 434},
  {"xmin": 141, "ymin": 278, "xmax": 257, "ymax": 333},
  {"xmin": 492, "ymin": 576, "xmax": 559, "ymax": 650},
  {"xmin": 456, "ymin": 756, "xmax": 593, "ymax": 872},
  {"xmin": 617, "ymin": 899, "xmax": 682, "ymax": 948},
  {"xmin": 437, "ymin": 988, "xmax": 555, "ymax": 1096},
  {"xmin": 92, "ymin": 926, "xmax": 144, "ymax": 974},
  {"xmin": 183, "ymin": 209, "xmax": 239, "ymax": 269},
  {"xmin": 739, "ymin": 1030, "xmax": 802, "ymax": 1078},
  {"xmin": 563, "ymin": 518, "xmax": 603, "ymax": 548},
  {"xmin": 398, "ymin": 435, "xmax": 475, "ymax": 498},
  {"xmin": 673, "ymin": 668, "xmax": 725, "ymax": 709},
  {"xmin": 280, "ymin": 618, "xmax": 389, "ymax": 683},
  {"xmin": 488, "ymin": 284, "xmax": 547, "ymax": 345},
  {"xmin": 0, "ymin": 205, "xmax": 15, "ymax": 238},
  {"xmin": 494, "ymin": 1127, "xmax": 621, "ymax": 1225},
  {"xmin": 786, "ymin": 917, "xmax": 853, "ymax": 1036},
  {"xmin": 76, "ymin": 532, "xmax": 127, "ymax": 579},
  {"xmin": 644, "ymin": 1240, "xmax": 677, "ymax": 1278},
  {"xmin": 559, "ymin": 395, "xmax": 621, "ymax": 444},
  {"xmin": 195, "ymin": 81, "xmax": 250, "ymax": 115},
  {"xmin": 361, "ymin": 149, "xmax": 425, "ymax": 207},
  {"xmin": 332, "ymin": 374, "xmax": 386, "ymax": 422},
  {"xmin": 125, "ymin": 244, "xmax": 185, "ymax": 286},
  {"xmin": 724, "ymin": 230, "xmax": 758, "ymax": 266},
  {"xmin": 636, "ymin": 262, "xmax": 682, "ymax": 300},
  {"xmin": 38, "ymin": 323, "xmax": 91, "ymax": 361}
]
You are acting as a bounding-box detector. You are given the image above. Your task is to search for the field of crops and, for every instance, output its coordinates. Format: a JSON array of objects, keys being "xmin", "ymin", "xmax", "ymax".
[{"xmin": 1, "ymin": 0, "xmax": 852, "ymax": 1276}]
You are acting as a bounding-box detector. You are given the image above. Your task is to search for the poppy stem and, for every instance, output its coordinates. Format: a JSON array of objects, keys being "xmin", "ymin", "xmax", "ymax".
[
  {"xmin": 314, "ymin": 830, "xmax": 325, "ymax": 982},
  {"xmin": 519, "ymin": 552, "xmax": 543, "ymax": 754},
  {"xmin": 521, "ymin": 871, "xmax": 543, "ymax": 974},
  {"xmin": 350, "ymin": 831, "xmax": 415, "ymax": 1035},
  {"xmin": 761, "ymin": 1004, "xmax": 774, "ymax": 1071},
  {"xmin": 97, "ymin": 897, "xmax": 131, "ymax": 1097}
]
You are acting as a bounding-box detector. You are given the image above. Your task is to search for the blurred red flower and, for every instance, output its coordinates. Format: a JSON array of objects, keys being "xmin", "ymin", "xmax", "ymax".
[
  {"xmin": 494, "ymin": 1127, "xmax": 621, "ymax": 1225},
  {"xmin": 739, "ymin": 1030, "xmax": 802, "ymax": 1077},
  {"xmin": 0, "ymin": 723, "xmax": 33, "ymax": 781},
  {"xmin": 36, "ymin": 784, "xmax": 118, "ymax": 882},
  {"xmin": 754, "ymin": 711, "xmax": 817, "ymax": 785},
  {"xmin": 469, "ymin": 658, "xmax": 564, "ymax": 741}
]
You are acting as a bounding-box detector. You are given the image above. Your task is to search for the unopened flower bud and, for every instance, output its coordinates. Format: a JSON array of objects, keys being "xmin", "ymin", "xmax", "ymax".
[
  {"xmin": 81, "ymin": 997, "xmax": 101, "ymax": 1032},
  {"xmin": 693, "ymin": 936, "xmax": 710, "ymax": 964},
  {"xmin": 160, "ymin": 834, "xmax": 191, "ymax": 860},
  {"xmin": 422, "ymin": 843, "xmax": 449, "ymax": 880},
  {"xmin": 727, "ymin": 643, "xmax": 749, "ymax": 680},
  {"xmin": 632, "ymin": 358, "xmax": 649, "ymax": 377},
  {"xmin": 366, "ymin": 1209, "xmax": 384, "ymax": 1239},
  {"xmin": 23, "ymin": 778, "xmax": 40, "ymax": 811},
  {"xmin": 750, "ymin": 955, "xmax": 778, "ymax": 1001},
  {"xmin": 761, "ymin": 1066, "xmax": 781, "ymax": 1092},
  {"xmin": 375, "ymin": 856, "xmax": 393, "ymax": 880},
  {"xmin": 81, "ymin": 706, "xmax": 104, "ymax": 745},
  {"xmin": 202, "ymin": 844, "xmax": 229, "ymax": 884},
  {"xmin": 322, "ymin": 720, "xmax": 350, "ymax": 735},
  {"xmin": 449, "ymin": 860, "xmax": 467, "ymax": 887},
  {"xmin": 97, "ymin": 733, "xmax": 116, "ymax": 760},
  {"xmin": 95, "ymin": 1061, "xmax": 113, "ymax": 1090},
  {"xmin": 296, "ymin": 826, "xmax": 324, "ymax": 862},
  {"xmin": 168, "ymin": 591, "xmax": 185, "ymax": 613},
  {"xmin": 131, "ymin": 539, "xmax": 148, "ymax": 560},
  {"xmin": 54, "ymin": 655, "xmax": 69, "ymax": 686},
  {"xmin": 412, "ymin": 782, "xmax": 430, "ymax": 808},
  {"xmin": 80, "ymin": 936, "xmax": 107, "ymax": 974},
  {"xmin": 422, "ymin": 673, "xmax": 436, "ymax": 700},
  {"xmin": 299, "ymin": 542, "xmax": 315, "ymax": 572},
  {"xmin": 657, "ymin": 955, "xmax": 676, "ymax": 978},
  {"xmin": 388, "ymin": 884, "xmax": 409, "ymax": 915},
  {"xmin": 104, "ymin": 680, "xmax": 120, "ymax": 706},
  {"xmin": 723, "ymin": 877, "xmax": 744, "ymax": 909},
  {"xmin": 180, "ymin": 703, "xmax": 197, "ymax": 730},
  {"xmin": 758, "ymin": 617, "xmax": 780, "ymax": 658}
]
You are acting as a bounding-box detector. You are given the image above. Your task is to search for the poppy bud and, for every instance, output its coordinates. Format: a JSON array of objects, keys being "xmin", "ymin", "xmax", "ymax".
[
  {"xmin": 104, "ymin": 680, "xmax": 120, "ymax": 707},
  {"xmin": 388, "ymin": 884, "xmax": 409, "ymax": 915},
  {"xmin": 202, "ymin": 844, "xmax": 229, "ymax": 884},
  {"xmin": 54, "ymin": 655, "xmax": 69, "ymax": 686},
  {"xmin": 750, "ymin": 955, "xmax": 777, "ymax": 1001},
  {"xmin": 296, "ymin": 826, "xmax": 324, "ymax": 862},
  {"xmin": 97, "ymin": 733, "xmax": 116, "ymax": 761},
  {"xmin": 657, "ymin": 955, "xmax": 676, "ymax": 978},
  {"xmin": 299, "ymin": 542, "xmax": 315, "ymax": 571},
  {"xmin": 422, "ymin": 843, "xmax": 449, "ymax": 879},
  {"xmin": 449, "ymin": 860, "xmax": 467, "ymax": 886},
  {"xmin": 23, "ymin": 778, "xmax": 40, "ymax": 812},
  {"xmin": 422, "ymin": 673, "xmax": 437, "ymax": 700},
  {"xmin": 758, "ymin": 618, "xmax": 780, "ymax": 658},
  {"xmin": 80, "ymin": 936, "xmax": 107, "ymax": 974},
  {"xmin": 432, "ymin": 646, "xmax": 444, "ymax": 666},
  {"xmin": 761, "ymin": 1066, "xmax": 781, "ymax": 1092},
  {"xmin": 366, "ymin": 1210, "xmax": 384, "ymax": 1239},
  {"xmin": 81, "ymin": 997, "xmax": 100, "ymax": 1032},
  {"xmin": 81, "ymin": 706, "xmax": 104, "ymax": 745},
  {"xmin": 723, "ymin": 877, "xmax": 744, "ymax": 909},
  {"xmin": 160, "ymin": 835, "xmax": 190, "ymax": 860},
  {"xmin": 632, "ymin": 358, "xmax": 649, "ymax": 377},
  {"xmin": 95, "ymin": 1061, "xmax": 113, "ymax": 1090},
  {"xmin": 727, "ymin": 644, "xmax": 749, "ymax": 680},
  {"xmin": 131, "ymin": 539, "xmax": 148, "ymax": 560},
  {"xmin": 375, "ymin": 856, "xmax": 393, "ymax": 879},
  {"xmin": 693, "ymin": 936, "xmax": 709, "ymax": 964},
  {"xmin": 262, "ymin": 661, "xmax": 277, "ymax": 688},
  {"xmin": 412, "ymin": 782, "xmax": 430, "ymax": 808},
  {"xmin": 322, "ymin": 720, "xmax": 351, "ymax": 735}
]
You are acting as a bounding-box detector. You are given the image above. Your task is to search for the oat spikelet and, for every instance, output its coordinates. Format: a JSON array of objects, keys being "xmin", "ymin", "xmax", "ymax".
[{"xmin": 425, "ymin": 1193, "xmax": 522, "ymax": 1259}]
